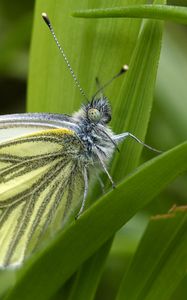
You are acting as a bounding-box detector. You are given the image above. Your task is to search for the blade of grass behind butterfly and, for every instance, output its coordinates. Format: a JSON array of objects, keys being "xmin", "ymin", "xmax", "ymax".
[
  {"xmin": 111, "ymin": 0, "xmax": 165, "ymax": 181},
  {"xmin": 27, "ymin": 0, "xmax": 146, "ymax": 299}
]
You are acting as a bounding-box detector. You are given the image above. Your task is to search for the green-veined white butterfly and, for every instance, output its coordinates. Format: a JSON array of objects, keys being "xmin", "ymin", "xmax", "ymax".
[{"xmin": 0, "ymin": 13, "xmax": 161, "ymax": 269}]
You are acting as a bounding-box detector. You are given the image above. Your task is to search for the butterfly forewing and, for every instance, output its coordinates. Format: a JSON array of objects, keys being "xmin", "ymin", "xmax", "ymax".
[
  {"xmin": 0, "ymin": 127, "xmax": 84, "ymax": 268},
  {"xmin": 0, "ymin": 113, "xmax": 79, "ymax": 143}
]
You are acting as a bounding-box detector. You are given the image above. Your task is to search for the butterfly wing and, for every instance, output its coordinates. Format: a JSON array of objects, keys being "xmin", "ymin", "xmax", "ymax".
[
  {"xmin": 0, "ymin": 112, "xmax": 80, "ymax": 142},
  {"xmin": 0, "ymin": 127, "xmax": 84, "ymax": 268}
]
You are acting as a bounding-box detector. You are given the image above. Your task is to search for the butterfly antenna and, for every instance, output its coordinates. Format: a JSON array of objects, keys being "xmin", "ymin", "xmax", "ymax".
[
  {"xmin": 92, "ymin": 64, "xmax": 129, "ymax": 99},
  {"xmin": 42, "ymin": 12, "xmax": 88, "ymax": 101}
]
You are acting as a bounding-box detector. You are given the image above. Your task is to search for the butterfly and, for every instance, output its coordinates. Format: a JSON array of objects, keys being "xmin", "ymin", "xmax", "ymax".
[{"xmin": 0, "ymin": 13, "xmax": 161, "ymax": 269}]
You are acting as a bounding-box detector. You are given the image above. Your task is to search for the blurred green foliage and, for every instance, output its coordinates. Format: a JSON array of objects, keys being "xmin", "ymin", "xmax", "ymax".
[{"xmin": 0, "ymin": 0, "xmax": 34, "ymax": 113}]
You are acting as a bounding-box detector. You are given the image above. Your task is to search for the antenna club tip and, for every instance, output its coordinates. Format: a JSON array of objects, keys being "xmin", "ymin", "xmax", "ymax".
[
  {"xmin": 118, "ymin": 64, "xmax": 129, "ymax": 75},
  {"xmin": 122, "ymin": 64, "xmax": 129, "ymax": 72},
  {"xmin": 42, "ymin": 12, "xmax": 51, "ymax": 27},
  {"xmin": 41, "ymin": 12, "xmax": 47, "ymax": 17}
]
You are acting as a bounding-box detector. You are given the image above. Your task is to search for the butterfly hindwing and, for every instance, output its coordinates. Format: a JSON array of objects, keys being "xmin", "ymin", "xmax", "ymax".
[{"xmin": 0, "ymin": 128, "xmax": 84, "ymax": 268}]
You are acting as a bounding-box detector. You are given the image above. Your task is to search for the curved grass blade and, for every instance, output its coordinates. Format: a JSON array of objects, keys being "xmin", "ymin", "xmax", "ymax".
[
  {"xmin": 73, "ymin": 4, "xmax": 187, "ymax": 26},
  {"xmin": 4, "ymin": 141, "xmax": 187, "ymax": 300}
]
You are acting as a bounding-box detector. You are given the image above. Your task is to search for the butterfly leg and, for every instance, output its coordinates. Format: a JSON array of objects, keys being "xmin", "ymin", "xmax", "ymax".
[
  {"xmin": 113, "ymin": 132, "xmax": 162, "ymax": 153},
  {"xmin": 76, "ymin": 167, "xmax": 89, "ymax": 219},
  {"xmin": 95, "ymin": 147, "xmax": 115, "ymax": 189}
]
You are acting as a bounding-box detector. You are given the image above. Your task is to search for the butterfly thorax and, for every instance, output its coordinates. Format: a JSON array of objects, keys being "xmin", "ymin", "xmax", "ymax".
[{"xmin": 73, "ymin": 97, "xmax": 115, "ymax": 165}]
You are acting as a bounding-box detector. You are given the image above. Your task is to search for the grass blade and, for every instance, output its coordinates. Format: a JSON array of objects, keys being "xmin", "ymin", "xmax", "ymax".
[{"xmin": 73, "ymin": 4, "xmax": 187, "ymax": 25}]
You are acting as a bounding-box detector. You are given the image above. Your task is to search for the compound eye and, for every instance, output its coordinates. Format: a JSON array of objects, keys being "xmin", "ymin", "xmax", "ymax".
[{"xmin": 88, "ymin": 108, "xmax": 101, "ymax": 123}]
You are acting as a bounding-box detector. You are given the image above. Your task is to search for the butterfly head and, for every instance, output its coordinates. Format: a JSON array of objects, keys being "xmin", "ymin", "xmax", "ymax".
[{"xmin": 85, "ymin": 97, "xmax": 111, "ymax": 125}]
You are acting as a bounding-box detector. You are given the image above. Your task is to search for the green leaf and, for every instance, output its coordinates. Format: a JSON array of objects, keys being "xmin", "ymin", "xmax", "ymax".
[
  {"xmin": 5, "ymin": 142, "xmax": 187, "ymax": 300},
  {"xmin": 73, "ymin": 4, "xmax": 187, "ymax": 25},
  {"xmin": 116, "ymin": 207, "xmax": 187, "ymax": 300}
]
